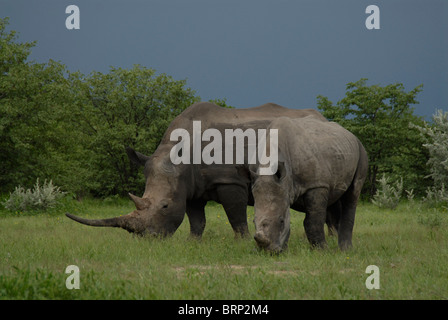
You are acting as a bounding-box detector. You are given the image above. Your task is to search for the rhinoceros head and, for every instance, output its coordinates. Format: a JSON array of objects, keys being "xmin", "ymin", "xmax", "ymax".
[
  {"xmin": 249, "ymin": 162, "xmax": 291, "ymax": 253},
  {"xmin": 66, "ymin": 147, "xmax": 188, "ymax": 237}
]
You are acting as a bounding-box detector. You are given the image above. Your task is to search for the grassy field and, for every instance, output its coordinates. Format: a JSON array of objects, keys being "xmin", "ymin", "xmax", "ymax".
[{"xmin": 0, "ymin": 198, "xmax": 447, "ymax": 300}]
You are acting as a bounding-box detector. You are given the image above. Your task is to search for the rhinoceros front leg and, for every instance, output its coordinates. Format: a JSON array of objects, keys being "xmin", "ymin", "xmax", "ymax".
[
  {"xmin": 186, "ymin": 199, "xmax": 207, "ymax": 239},
  {"xmin": 303, "ymin": 188, "xmax": 329, "ymax": 249},
  {"xmin": 216, "ymin": 184, "xmax": 250, "ymax": 238}
]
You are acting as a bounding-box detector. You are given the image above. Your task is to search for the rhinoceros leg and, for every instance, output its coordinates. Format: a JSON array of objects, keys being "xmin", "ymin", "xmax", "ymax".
[
  {"xmin": 303, "ymin": 188, "xmax": 329, "ymax": 249},
  {"xmin": 338, "ymin": 145, "xmax": 367, "ymax": 251},
  {"xmin": 216, "ymin": 184, "xmax": 250, "ymax": 238},
  {"xmin": 186, "ymin": 199, "xmax": 207, "ymax": 238},
  {"xmin": 338, "ymin": 183, "xmax": 361, "ymax": 251},
  {"xmin": 326, "ymin": 200, "xmax": 341, "ymax": 236}
]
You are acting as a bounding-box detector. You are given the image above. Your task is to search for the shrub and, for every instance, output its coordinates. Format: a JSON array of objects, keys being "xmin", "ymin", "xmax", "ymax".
[
  {"xmin": 3, "ymin": 179, "xmax": 65, "ymax": 212},
  {"xmin": 418, "ymin": 210, "xmax": 444, "ymax": 228},
  {"xmin": 423, "ymin": 184, "xmax": 448, "ymax": 208},
  {"xmin": 371, "ymin": 174, "xmax": 403, "ymax": 209},
  {"xmin": 416, "ymin": 110, "xmax": 448, "ymax": 189},
  {"xmin": 405, "ymin": 189, "xmax": 415, "ymax": 202},
  {"xmin": 412, "ymin": 109, "xmax": 448, "ymax": 205}
]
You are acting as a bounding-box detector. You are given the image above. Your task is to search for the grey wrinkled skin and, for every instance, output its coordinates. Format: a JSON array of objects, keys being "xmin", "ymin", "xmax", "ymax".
[
  {"xmin": 244, "ymin": 116, "xmax": 368, "ymax": 252},
  {"xmin": 66, "ymin": 102, "xmax": 328, "ymax": 239}
]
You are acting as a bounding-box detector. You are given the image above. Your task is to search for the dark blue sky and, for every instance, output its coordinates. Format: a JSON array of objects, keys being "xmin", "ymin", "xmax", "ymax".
[{"xmin": 2, "ymin": 0, "xmax": 447, "ymax": 119}]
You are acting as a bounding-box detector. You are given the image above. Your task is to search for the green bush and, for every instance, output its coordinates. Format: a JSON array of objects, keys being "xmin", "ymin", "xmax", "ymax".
[
  {"xmin": 3, "ymin": 179, "xmax": 65, "ymax": 212},
  {"xmin": 414, "ymin": 110, "xmax": 448, "ymax": 189},
  {"xmin": 423, "ymin": 184, "xmax": 448, "ymax": 208},
  {"xmin": 371, "ymin": 174, "xmax": 403, "ymax": 209},
  {"xmin": 317, "ymin": 78, "xmax": 428, "ymax": 198}
]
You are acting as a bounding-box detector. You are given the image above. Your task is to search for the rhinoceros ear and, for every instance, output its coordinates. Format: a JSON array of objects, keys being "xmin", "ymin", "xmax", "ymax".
[
  {"xmin": 235, "ymin": 164, "xmax": 259, "ymax": 183},
  {"xmin": 248, "ymin": 164, "xmax": 259, "ymax": 181},
  {"xmin": 126, "ymin": 147, "xmax": 150, "ymax": 167},
  {"xmin": 235, "ymin": 165, "xmax": 250, "ymax": 183},
  {"xmin": 275, "ymin": 161, "xmax": 287, "ymax": 181},
  {"xmin": 129, "ymin": 193, "xmax": 150, "ymax": 210}
]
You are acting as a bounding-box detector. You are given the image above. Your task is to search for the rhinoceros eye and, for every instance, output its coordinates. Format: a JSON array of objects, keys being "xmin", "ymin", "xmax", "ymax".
[
  {"xmin": 279, "ymin": 218, "xmax": 285, "ymax": 228},
  {"xmin": 159, "ymin": 202, "xmax": 169, "ymax": 216},
  {"xmin": 160, "ymin": 201, "xmax": 169, "ymax": 210}
]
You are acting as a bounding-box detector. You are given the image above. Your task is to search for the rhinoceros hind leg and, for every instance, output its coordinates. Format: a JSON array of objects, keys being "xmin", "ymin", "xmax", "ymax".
[
  {"xmin": 337, "ymin": 187, "xmax": 359, "ymax": 251},
  {"xmin": 326, "ymin": 200, "xmax": 341, "ymax": 236}
]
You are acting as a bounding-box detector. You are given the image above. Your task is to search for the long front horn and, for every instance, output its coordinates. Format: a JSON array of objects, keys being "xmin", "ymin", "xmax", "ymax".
[
  {"xmin": 65, "ymin": 212, "xmax": 127, "ymax": 228},
  {"xmin": 65, "ymin": 211, "xmax": 145, "ymax": 234}
]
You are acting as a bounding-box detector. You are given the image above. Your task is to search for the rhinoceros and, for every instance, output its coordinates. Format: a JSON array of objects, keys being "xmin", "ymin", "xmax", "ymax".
[
  {"xmin": 66, "ymin": 102, "xmax": 328, "ymax": 238},
  {"xmin": 241, "ymin": 116, "xmax": 368, "ymax": 252}
]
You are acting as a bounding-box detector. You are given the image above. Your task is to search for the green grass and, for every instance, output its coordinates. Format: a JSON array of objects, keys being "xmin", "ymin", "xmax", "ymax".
[{"xmin": 0, "ymin": 199, "xmax": 447, "ymax": 299}]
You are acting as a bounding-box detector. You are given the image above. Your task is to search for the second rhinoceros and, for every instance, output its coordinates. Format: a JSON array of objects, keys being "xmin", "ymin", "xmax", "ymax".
[{"xmin": 243, "ymin": 116, "xmax": 368, "ymax": 252}]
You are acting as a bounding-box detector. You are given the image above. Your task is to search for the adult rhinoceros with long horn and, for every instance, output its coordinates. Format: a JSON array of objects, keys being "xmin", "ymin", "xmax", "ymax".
[
  {"xmin": 240, "ymin": 116, "xmax": 368, "ymax": 252},
  {"xmin": 66, "ymin": 102, "xmax": 328, "ymax": 238}
]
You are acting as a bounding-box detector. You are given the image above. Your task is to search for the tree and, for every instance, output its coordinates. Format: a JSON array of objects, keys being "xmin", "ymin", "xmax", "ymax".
[
  {"xmin": 1, "ymin": 17, "xmax": 219, "ymax": 198},
  {"xmin": 208, "ymin": 98, "xmax": 233, "ymax": 109},
  {"xmin": 68, "ymin": 65, "xmax": 200, "ymax": 196},
  {"xmin": 414, "ymin": 109, "xmax": 448, "ymax": 190},
  {"xmin": 0, "ymin": 18, "xmax": 74, "ymax": 194},
  {"xmin": 0, "ymin": 17, "xmax": 34, "ymax": 192},
  {"xmin": 317, "ymin": 79, "xmax": 429, "ymax": 198}
]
